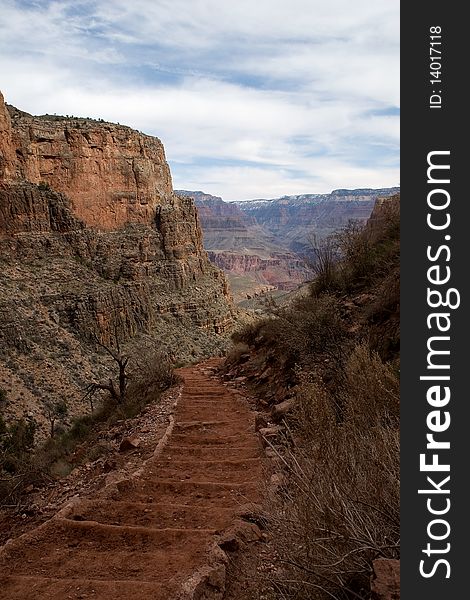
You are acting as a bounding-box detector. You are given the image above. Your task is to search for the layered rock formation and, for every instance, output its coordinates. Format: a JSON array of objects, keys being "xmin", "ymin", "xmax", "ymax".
[
  {"xmin": 178, "ymin": 189, "xmax": 399, "ymax": 301},
  {"xmin": 0, "ymin": 91, "xmax": 233, "ymax": 439},
  {"xmin": 208, "ymin": 251, "xmax": 308, "ymax": 292},
  {"xmin": 233, "ymin": 188, "xmax": 400, "ymax": 255},
  {"xmin": 4, "ymin": 98, "xmax": 172, "ymax": 230},
  {"xmin": 177, "ymin": 191, "xmax": 311, "ymax": 301}
]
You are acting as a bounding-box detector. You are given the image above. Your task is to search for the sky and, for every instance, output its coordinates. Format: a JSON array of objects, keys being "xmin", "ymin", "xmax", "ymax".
[{"xmin": 0, "ymin": 0, "xmax": 399, "ymax": 201}]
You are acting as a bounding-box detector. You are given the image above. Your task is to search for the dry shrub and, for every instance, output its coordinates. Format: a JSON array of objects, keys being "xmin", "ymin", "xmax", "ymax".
[
  {"xmin": 342, "ymin": 343, "xmax": 399, "ymax": 427},
  {"xmin": 231, "ymin": 320, "xmax": 268, "ymax": 347},
  {"xmin": 0, "ymin": 348, "xmax": 180, "ymax": 505},
  {"xmin": 122, "ymin": 349, "xmax": 181, "ymax": 418},
  {"xmin": 267, "ymin": 344, "xmax": 399, "ymax": 599},
  {"xmin": 0, "ymin": 418, "xmax": 38, "ymax": 504},
  {"xmin": 226, "ymin": 342, "xmax": 250, "ymax": 365},
  {"xmin": 334, "ymin": 204, "xmax": 399, "ymax": 295},
  {"xmin": 366, "ymin": 265, "xmax": 400, "ymax": 361},
  {"xmin": 307, "ymin": 234, "xmax": 341, "ymax": 296},
  {"xmin": 235, "ymin": 296, "xmax": 345, "ymax": 368},
  {"xmin": 335, "ymin": 219, "xmax": 394, "ymax": 290}
]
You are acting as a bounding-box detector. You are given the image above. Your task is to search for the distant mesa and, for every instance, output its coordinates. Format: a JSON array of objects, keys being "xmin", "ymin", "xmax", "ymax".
[
  {"xmin": 176, "ymin": 190, "xmax": 311, "ymax": 302},
  {"xmin": 231, "ymin": 188, "xmax": 400, "ymax": 255}
]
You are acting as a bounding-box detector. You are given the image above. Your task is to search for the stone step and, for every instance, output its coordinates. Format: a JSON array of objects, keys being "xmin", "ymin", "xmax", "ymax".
[
  {"xmin": 169, "ymin": 433, "xmax": 259, "ymax": 446},
  {"xmin": 66, "ymin": 500, "xmax": 235, "ymax": 530},
  {"xmin": 0, "ymin": 361, "xmax": 260, "ymax": 600},
  {"xmin": 0, "ymin": 575, "xmax": 172, "ymax": 600},
  {"xmin": 163, "ymin": 445, "xmax": 261, "ymax": 461},
  {"xmin": 1, "ymin": 519, "xmax": 212, "ymax": 583},
  {"xmin": 175, "ymin": 400, "xmax": 247, "ymax": 414},
  {"xmin": 116, "ymin": 479, "xmax": 260, "ymax": 508},
  {"xmin": 146, "ymin": 458, "xmax": 262, "ymax": 484},
  {"xmin": 180, "ymin": 389, "xmax": 226, "ymax": 394},
  {"xmin": 172, "ymin": 420, "xmax": 253, "ymax": 437}
]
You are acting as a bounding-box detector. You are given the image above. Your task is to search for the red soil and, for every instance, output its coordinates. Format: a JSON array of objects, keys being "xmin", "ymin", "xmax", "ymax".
[{"xmin": 0, "ymin": 360, "xmax": 262, "ymax": 599}]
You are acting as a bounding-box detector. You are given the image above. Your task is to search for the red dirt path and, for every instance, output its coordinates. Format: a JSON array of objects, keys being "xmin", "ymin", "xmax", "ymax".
[{"xmin": 0, "ymin": 360, "xmax": 262, "ymax": 599}]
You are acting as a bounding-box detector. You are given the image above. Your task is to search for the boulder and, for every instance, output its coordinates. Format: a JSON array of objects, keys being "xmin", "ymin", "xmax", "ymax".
[
  {"xmin": 258, "ymin": 425, "xmax": 283, "ymax": 447},
  {"xmin": 119, "ymin": 437, "xmax": 141, "ymax": 452},
  {"xmin": 271, "ymin": 398, "xmax": 295, "ymax": 422},
  {"xmin": 371, "ymin": 558, "xmax": 400, "ymax": 600},
  {"xmin": 254, "ymin": 412, "xmax": 268, "ymax": 432}
]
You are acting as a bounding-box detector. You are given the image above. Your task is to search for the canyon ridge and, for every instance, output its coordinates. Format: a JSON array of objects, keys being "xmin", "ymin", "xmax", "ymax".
[{"xmin": 178, "ymin": 187, "xmax": 399, "ymax": 301}]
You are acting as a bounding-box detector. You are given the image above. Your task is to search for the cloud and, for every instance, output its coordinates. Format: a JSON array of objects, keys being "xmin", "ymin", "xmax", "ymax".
[
  {"xmin": 0, "ymin": 0, "xmax": 399, "ymax": 199},
  {"xmin": 174, "ymin": 159, "xmax": 399, "ymax": 202}
]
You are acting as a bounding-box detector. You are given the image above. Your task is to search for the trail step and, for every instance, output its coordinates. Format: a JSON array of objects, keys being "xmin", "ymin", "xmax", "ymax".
[{"xmin": 0, "ymin": 360, "xmax": 262, "ymax": 600}]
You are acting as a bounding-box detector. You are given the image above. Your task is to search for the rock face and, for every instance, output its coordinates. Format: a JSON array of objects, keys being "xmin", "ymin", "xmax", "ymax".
[
  {"xmin": 367, "ymin": 192, "xmax": 401, "ymax": 241},
  {"xmin": 177, "ymin": 191, "xmax": 311, "ymax": 301},
  {"xmin": 0, "ymin": 91, "xmax": 233, "ymax": 439},
  {"xmin": 208, "ymin": 251, "xmax": 308, "ymax": 292},
  {"xmin": 178, "ymin": 189, "xmax": 399, "ymax": 301},
  {"xmin": 4, "ymin": 98, "xmax": 173, "ymax": 230},
  {"xmin": 185, "ymin": 190, "xmax": 258, "ymax": 230},
  {"xmin": 233, "ymin": 188, "xmax": 400, "ymax": 255},
  {"xmin": 0, "ymin": 92, "xmax": 17, "ymax": 180}
]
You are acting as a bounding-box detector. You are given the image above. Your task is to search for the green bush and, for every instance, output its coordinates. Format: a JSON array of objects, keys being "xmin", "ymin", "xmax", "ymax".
[{"xmin": 38, "ymin": 180, "xmax": 51, "ymax": 192}]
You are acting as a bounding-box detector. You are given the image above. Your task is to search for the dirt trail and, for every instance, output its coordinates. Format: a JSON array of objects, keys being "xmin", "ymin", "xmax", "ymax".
[{"xmin": 0, "ymin": 359, "xmax": 263, "ymax": 599}]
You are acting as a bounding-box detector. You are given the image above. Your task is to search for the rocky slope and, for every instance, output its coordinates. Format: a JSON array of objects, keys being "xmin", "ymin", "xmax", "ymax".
[
  {"xmin": 177, "ymin": 191, "xmax": 311, "ymax": 301},
  {"xmin": 0, "ymin": 91, "xmax": 234, "ymax": 440},
  {"xmin": 233, "ymin": 188, "xmax": 400, "ymax": 255}
]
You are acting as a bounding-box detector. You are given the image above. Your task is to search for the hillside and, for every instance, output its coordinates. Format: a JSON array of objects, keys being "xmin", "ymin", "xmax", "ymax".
[
  {"xmin": 0, "ymin": 89, "xmax": 399, "ymax": 600},
  {"xmin": 223, "ymin": 194, "xmax": 400, "ymax": 599},
  {"xmin": 0, "ymin": 91, "xmax": 234, "ymax": 442}
]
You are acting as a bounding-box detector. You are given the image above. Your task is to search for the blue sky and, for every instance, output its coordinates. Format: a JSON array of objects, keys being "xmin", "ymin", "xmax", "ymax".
[{"xmin": 0, "ymin": 0, "xmax": 399, "ymax": 200}]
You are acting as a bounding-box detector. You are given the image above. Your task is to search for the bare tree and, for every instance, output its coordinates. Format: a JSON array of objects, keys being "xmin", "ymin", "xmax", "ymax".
[{"xmin": 83, "ymin": 331, "xmax": 130, "ymax": 407}]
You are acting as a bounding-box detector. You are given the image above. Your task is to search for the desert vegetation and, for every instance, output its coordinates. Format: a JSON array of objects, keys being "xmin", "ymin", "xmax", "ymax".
[
  {"xmin": 0, "ymin": 346, "xmax": 179, "ymax": 506},
  {"xmin": 225, "ymin": 195, "xmax": 400, "ymax": 599}
]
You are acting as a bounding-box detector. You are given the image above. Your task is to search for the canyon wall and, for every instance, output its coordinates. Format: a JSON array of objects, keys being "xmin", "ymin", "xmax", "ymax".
[
  {"xmin": 234, "ymin": 188, "xmax": 400, "ymax": 255},
  {"xmin": 0, "ymin": 92, "xmax": 233, "ymax": 439},
  {"xmin": 177, "ymin": 190, "xmax": 311, "ymax": 300},
  {"xmin": 3, "ymin": 95, "xmax": 173, "ymax": 230}
]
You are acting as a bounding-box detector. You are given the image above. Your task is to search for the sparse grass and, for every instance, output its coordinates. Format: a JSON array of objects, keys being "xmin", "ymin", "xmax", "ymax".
[{"xmin": 266, "ymin": 347, "xmax": 399, "ymax": 599}]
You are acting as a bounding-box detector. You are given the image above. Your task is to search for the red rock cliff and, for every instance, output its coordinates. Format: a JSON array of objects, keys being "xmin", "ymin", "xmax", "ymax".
[
  {"xmin": 3, "ymin": 95, "xmax": 173, "ymax": 230},
  {"xmin": 0, "ymin": 91, "xmax": 17, "ymax": 180},
  {"xmin": 0, "ymin": 92, "xmax": 234, "ymax": 436}
]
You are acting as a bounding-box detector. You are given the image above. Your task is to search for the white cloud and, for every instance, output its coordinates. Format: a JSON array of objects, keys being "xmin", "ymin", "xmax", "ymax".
[
  {"xmin": 0, "ymin": 0, "xmax": 399, "ymax": 199},
  {"xmin": 175, "ymin": 160, "xmax": 399, "ymax": 202}
]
